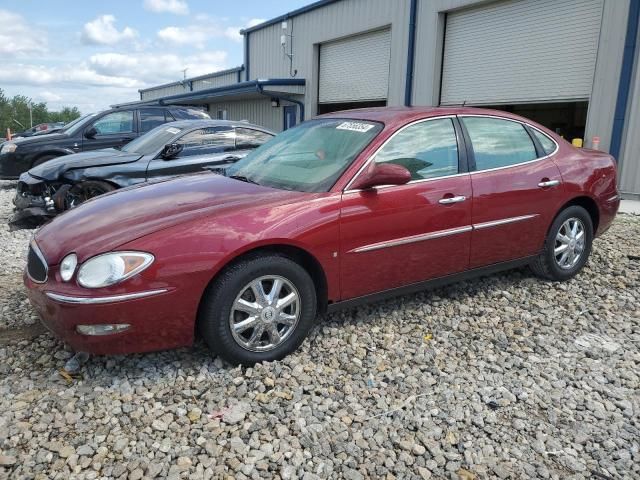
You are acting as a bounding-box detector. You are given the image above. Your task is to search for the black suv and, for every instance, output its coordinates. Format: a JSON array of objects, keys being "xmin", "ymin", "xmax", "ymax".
[{"xmin": 0, "ymin": 106, "xmax": 210, "ymax": 179}]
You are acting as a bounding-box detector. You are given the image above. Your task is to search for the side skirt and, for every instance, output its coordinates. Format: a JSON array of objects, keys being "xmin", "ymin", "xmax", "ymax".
[{"xmin": 326, "ymin": 255, "xmax": 538, "ymax": 313}]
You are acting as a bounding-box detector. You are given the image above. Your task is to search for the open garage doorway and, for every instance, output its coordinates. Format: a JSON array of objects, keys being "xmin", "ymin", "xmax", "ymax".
[
  {"xmin": 484, "ymin": 102, "xmax": 589, "ymax": 144},
  {"xmin": 317, "ymin": 100, "xmax": 386, "ymax": 115}
]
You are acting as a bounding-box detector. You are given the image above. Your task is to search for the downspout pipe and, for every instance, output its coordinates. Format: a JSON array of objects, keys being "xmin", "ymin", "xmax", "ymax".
[
  {"xmin": 404, "ymin": 0, "xmax": 418, "ymax": 106},
  {"xmin": 243, "ymin": 31, "xmax": 251, "ymax": 81},
  {"xmin": 257, "ymin": 84, "xmax": 305, "ymax": 124},
  {"xmin": 610, "ymin": 0, "xmax": 639, "ymax": 163}
]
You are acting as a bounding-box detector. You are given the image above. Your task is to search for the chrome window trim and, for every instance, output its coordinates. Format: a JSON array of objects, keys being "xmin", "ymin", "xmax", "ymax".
[
  {"xmin": 458, "ymin": 114, "xmax": 560, "ymax": 175},
  {"xmin": 349, "ymin": 214, "xmax": 539, "ymax": 253},
  {"xmin": 45, "ymin": 289, "xmax": 168, "ymax": 305},
  {"xmin": 344, "ymin": 115, "xmax": 459, "ymax": 193},
  {"xmin": 343, "ymin": 171, "xmax": 470, "ymax": 195},
  {"xmin": 473, "ymin": 214, "xmax": 539, "ymax": 230},
  {"xmin": 349, "ymin": 225, "xmax": 473, "ymax": 253},
  {"xmin": 27, "ymin": 241, "xmax": 48, "ymax": 284}
]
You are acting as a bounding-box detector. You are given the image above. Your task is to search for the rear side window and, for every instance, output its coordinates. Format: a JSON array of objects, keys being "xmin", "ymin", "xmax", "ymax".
[
  {"xmin": 531, "ymin": 128, "xmax": 557, "ymax": 156},
  {"xmin": 374, "ymin": 118, "xmax": 459, "ymax": 180},
  {"xmin": 236, "ymin": 128, "xmax": 273, "ymax": 149},
  {"xmin": 140, "ymin": 109, "xmax": 166, "ymax": 133},
  {"xmin": 462, "ymin": 117, "xmax": 537, "ymax": 171}
]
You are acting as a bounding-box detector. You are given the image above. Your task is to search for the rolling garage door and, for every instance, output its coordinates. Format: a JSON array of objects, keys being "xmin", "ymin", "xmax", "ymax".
[
  {"xmin": 318, "ymin": 28, "xmax": 391, "ymax": 106},
  {"xmin": 440, "ymin": 0, "xmax": 603, "ymax": 105}
]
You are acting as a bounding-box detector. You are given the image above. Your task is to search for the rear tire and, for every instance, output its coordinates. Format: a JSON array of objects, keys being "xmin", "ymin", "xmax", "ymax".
[
  {"xmin": 530, "ymin": 205, "xmax": 593, "ymax": 281},
  {"xmin": 198, "ymin": 254, "xmax": 317, "ymax": 365}
]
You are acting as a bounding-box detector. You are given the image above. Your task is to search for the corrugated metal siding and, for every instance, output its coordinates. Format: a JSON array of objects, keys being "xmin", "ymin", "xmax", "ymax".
[
  {"xmin": 141, "ymin": 83, "xmax": 190, "ymax": 101},
  {"xmin": 192, "ymin": 71, "xmax": 238, "ymax": 91},
  {"xmin": 247, "ymin": 0, "xmax": 410, "ymax": 115},
  {"xmin": 619, "ymin": 36, "xmax": 640, "ymax": 197},
  {"xmin": 319, "ymin": 28, "xmax": 391, "ymax": 103},
  {"xmin": 441, "ymin": 0, "xmax": 604, "ymax": 105},
  {"xmin": 209, "ymin": 97, "xmax": 301, "ymax": 132}
]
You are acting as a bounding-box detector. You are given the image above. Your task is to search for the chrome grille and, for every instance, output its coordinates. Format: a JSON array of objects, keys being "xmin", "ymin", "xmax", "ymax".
[{"xmin": 27, "ymin": 242, "xmax": 48, "ymax": 283}]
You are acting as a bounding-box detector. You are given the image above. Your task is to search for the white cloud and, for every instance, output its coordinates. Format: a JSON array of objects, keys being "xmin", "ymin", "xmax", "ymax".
[
  {"xmin": 89, "ymin": 51, "xmax": 229, "ymax": 84},
  {"xmin": 81, "ymin": 15, "xmax": 137, "ymax": 45},
  {"xmin": 158, "ymin": 17, "xmax": 265, "ymax": 47},
  {"xmin": 38, "ymin": 91, "xmax": 63, "ymax": 102},
  {"xmin": 0, "ymin": 9, "xmax": 47, "ymax": 55},
  {"xmin": 144, "ymin": 0, "xmax": 189, "ymax": 15}
]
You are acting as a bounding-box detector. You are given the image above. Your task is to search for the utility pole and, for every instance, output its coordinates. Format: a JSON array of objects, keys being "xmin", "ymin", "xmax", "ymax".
[
  {"xmin": 181, "ymin": 68, "xmax": 188, "ymax": 80},
  {"xmin": 28, "ymin": 100, "xmax": 33, "ymax": 128}
]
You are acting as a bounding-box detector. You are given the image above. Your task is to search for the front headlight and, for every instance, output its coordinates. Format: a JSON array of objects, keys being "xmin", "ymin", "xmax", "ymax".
[
  {"xmin": 0, "ymin": 143, "xmax": 17, "ymax": 154},
  {"xmin": 77, "ymin": 252, "xmax": 154, "ymax": 288}
]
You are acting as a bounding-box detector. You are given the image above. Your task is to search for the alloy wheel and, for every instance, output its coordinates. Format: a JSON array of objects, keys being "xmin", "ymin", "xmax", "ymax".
[
  {"xmin": 229, "ymin": 275, "xmax": 300, "ymax": 352},
  {"xmin": 554, "ymin": 217, "xmax": 586, "ymax": 270}
]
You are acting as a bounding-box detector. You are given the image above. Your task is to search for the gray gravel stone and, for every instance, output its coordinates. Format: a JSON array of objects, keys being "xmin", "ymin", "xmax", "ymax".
[{"xmin": 0, "ymin": 179, "xmax": 638, "ymax": 479}]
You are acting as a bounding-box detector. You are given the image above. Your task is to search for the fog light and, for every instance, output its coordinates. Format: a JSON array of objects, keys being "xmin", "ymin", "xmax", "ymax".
[
  {"xmin": 60, "ymin": 253, "xmax": 77, "ymax": 281},
  {"xmin": 76, "ymin": 324, "xmax": 130, "ymax": 336}
]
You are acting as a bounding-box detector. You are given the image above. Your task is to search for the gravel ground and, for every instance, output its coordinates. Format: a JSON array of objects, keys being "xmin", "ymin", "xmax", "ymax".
[{"xmin": 0, "ymin": 178, "xmax": 638, "ymax": 480}]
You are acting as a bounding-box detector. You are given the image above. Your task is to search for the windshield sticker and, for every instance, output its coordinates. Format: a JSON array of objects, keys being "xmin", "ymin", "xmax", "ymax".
[
  {"xmin": 336, "ymin": 121, "xmax": 375, "ymax": 133},
  {"xmin": 166, "ymin": 127, "xmax": 180, "ymax": 134}
]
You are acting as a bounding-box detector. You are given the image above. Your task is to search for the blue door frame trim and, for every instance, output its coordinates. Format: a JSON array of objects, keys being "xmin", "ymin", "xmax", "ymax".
[
  {"xmin": 404, "ymin": 0, "xmax": 418, "ymax": 106},
  {"xmin": 610, "ymin": 0, "xmax": 639, "ymax": 163}
]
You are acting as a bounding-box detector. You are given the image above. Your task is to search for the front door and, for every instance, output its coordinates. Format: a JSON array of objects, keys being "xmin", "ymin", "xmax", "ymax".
[
  {"xmin": 460, "ymin": 116, "xmax": 565, "ymax": 268},
  {"xmin": 339, "ymin": 117, "xmax": 473, "ymax": 300},
  {"xmin": 82, "ymin": 110, "xmax": 136, "ymax": 151}
]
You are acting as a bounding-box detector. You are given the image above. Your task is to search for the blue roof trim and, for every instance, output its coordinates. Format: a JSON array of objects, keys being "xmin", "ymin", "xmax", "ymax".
[
  {"xmin": 241, "ymin": 0, "xmax": 342, "ymax": 34},
  {"xmin": 157, "ymin": 79, "xmax": 305, "ymax": 104},
  {"xmin": 610, "ymin": 0, "xmax": 639, "ymax": 162}
]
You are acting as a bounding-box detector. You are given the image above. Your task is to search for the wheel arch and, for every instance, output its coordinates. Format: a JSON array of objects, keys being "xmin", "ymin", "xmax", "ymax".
[
  {"xmin": 31, "ymin": 150, "xmax": 72, "ymax": 167},
  {"xmin": 554, "ymin": 195, "xmax": 600, "ymax": 234},
  {"xmin": 196, "ymin": 243, "xmax": 330, "ymax": 334}
]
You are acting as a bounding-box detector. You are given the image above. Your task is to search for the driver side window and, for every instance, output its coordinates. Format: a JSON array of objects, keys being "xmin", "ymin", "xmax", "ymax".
[
  {"xmin": 176, "ymin": 127, "xmax": 236, "ymax": 157},
  {"xmin": 374, "ymin": 118, "xmax": 459, "ymax": 181},
  {"xmin": 92, "ymin": 111, "xmax": 134, "ymax": 135}
]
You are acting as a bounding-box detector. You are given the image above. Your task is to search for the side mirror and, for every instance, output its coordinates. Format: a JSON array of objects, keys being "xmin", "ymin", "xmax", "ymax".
[
  {"xmin": 84, "ymin": 127, "xmax": 98, "ymax": 139},
  {"xmin": 350, "ymin": 162, "xmax": 411, "ymax": 190},
  {"xmin": 161, "ymin": 143, "xmax": 183, "ymax": 159}
]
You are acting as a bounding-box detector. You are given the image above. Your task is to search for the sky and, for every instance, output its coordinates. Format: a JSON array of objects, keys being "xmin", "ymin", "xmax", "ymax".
[{"xmin": 0, "ymin": 0, "xmax": 309, "ymax": 113}]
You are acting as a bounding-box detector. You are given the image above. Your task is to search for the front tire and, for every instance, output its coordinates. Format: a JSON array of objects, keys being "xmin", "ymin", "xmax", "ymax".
[
  {"xmin": 531, "ymin": 205, "xmax": 593, "ymax": 281},
  {"xmin": 67, "ymin": 180, "xmax": 116, "ymax": 208},
  {"xmin": 198, "ymin": 254, "xmax": 317, "ymax": 365}
]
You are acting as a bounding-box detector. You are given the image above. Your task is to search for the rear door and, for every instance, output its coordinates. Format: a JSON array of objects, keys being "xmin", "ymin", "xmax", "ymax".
[
  {"xmin": 82, "ymin": 110, "xmax": 136, "ymax": 151},
  {"xmin": 339, "ymin": 116, "xmax": 473, "ymax": 300},
  {"xmin": 145, "ymin": 126, "xmax": 238, "ymax": 180},
  {"xmin": 460, "ymin": 115, "xmax": 564, "ymax": 268},
  {"xmin": 139, "ymin": 108, "xmax": 173, "ymax": 135}
]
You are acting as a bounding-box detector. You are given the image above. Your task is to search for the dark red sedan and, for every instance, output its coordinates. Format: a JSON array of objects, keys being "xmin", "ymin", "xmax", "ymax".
[{"xmin": 24, "ymin": 107, "xmax": 620, "ymax": 365}]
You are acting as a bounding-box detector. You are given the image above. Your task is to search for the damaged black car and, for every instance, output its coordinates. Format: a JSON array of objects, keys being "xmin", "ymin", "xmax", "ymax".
[{"xmin": 11, "ymin": 119, "xmax": 274, "ymax": 228}]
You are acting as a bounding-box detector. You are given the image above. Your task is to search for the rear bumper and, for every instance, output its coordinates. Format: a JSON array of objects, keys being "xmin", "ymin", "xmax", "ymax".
[{"xmin": 596, "ymin": 193, "xmax": 620, "ymax": 237}]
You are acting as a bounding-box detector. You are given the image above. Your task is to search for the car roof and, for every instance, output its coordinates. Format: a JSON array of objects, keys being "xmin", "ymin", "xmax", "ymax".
[
  {"xmin": 317, "ymin": 106, "xmax": 539, "ymax": 126},
  {"xmin": 162, "ymin": 119, "xmax": 274, "ymax": 133}
]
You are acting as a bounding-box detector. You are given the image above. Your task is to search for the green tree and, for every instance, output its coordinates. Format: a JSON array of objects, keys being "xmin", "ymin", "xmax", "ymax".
[{"xmin": 0, "ymin": 88, "xmax": 82, "ymax": 138}]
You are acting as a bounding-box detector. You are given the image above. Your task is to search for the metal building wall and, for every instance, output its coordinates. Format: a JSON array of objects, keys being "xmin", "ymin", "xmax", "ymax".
[
  {"xmin": 192, "ymin": 71, "xmax": 238, "ymax": 91},
  {"xmin": 141, "ymin": 83, "xmax": 189, "ymax": 101},
  {"xmin": 208, "ymin": 97, "xmax": 303, "ymax": 132},
  {"xmin": 412, "ymin": 0, "xmax": 629, "ymax": 154},
  {"xmin": 619, "ymin": 28, "xmax": 640, "ymax": 198},
  {"xmin": 246, "ymin": 0, "xmax": 411, "ymax": 117}
]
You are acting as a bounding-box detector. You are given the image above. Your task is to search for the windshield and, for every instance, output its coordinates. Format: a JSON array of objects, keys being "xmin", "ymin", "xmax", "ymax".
[
  {"xmin": 121, "ymin": 124, "xmax": 185, "ymax": 155},
  {"xmin": 225, "ymin": 118, "xmax": 382, "ymax": 192},
  {"xmin": 64, "ymin": 113, "xmax": 97, "ymax": 135}
]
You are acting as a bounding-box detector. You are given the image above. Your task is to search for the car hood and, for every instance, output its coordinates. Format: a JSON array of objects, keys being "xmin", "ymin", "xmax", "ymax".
[
  {"xmin": 13, "ymin": 132, "xmax": 68, "ymax": 147},
  {"xmin": 29, "ymin": 149, "xmax": 143, "ymax": 180},
  {"xmin": 35, "ymin": 173, "xmax": 307, "ymax": 264}
]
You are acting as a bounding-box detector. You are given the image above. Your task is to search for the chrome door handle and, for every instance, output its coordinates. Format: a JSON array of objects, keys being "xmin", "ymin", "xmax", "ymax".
[
  {"xmin": 439, "ymin": 195, "xmax": 467, "ymax": 205},
  {"xmin": 538, "ymin": 180, "xmax": 560, "ymax": 188}
]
